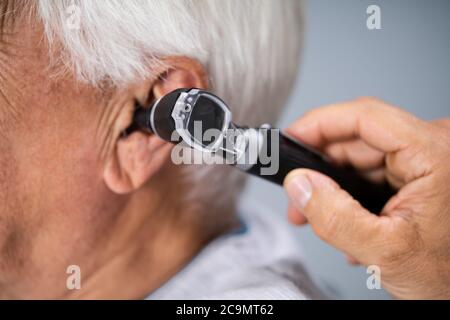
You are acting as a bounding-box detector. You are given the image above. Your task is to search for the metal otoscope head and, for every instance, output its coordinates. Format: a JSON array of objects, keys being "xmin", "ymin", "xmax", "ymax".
[{"xmin": 125, "ymin": 88, "xmax": 248, "ymax": 157}]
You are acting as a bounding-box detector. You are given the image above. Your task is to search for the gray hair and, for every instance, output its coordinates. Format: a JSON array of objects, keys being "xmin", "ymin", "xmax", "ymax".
[{"xmin": 37, "ymin": 0, "xmax": 304, "ymax": 211}]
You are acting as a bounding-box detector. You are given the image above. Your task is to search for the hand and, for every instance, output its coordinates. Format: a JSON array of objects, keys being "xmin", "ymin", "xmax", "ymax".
[{"xmin": 283, "ymin": 97, "xmax": 450, "ymax": 299}]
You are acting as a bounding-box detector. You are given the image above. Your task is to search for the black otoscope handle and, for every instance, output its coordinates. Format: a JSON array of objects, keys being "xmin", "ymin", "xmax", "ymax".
[{"xmin": 245, "ymin": 129, "xmax": 396, "ymax": 214}]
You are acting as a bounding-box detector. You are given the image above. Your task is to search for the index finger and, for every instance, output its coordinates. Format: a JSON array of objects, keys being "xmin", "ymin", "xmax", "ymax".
[{"xmin": 286, "ymin": 97, "xmax": 424, "ymax": 153}]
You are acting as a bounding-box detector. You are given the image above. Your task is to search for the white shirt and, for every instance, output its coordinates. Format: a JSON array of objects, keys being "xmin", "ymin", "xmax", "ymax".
[{"xmin": 147, "ymin": 202, "xmax": 324, "ymax": 299}]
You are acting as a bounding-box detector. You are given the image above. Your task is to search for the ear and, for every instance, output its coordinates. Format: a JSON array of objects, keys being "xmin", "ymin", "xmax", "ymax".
[{"xmin": 103, "ymin": 57, "xmax": 208, "ymax": 194}]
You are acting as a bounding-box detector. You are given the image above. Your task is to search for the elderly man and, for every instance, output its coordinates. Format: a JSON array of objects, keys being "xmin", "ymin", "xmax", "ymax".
[
  {"xmin": 3, "ymin": 1, "xmax": 450, "ymax": 301},
  {"xmin": 0, "ymin": 0, "xmax": 324, "ymax": 299}
]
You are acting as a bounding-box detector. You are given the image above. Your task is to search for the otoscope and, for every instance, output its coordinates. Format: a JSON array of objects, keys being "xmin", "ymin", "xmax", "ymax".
[{"xmin": 124, "ymin": 88, "xmax": 395, "ymax": 213}]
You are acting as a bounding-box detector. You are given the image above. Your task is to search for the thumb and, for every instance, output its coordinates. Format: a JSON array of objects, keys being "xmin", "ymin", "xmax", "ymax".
[{"xmin": 284, "ymin": 169, "xmax": 384, "ymax": 263}]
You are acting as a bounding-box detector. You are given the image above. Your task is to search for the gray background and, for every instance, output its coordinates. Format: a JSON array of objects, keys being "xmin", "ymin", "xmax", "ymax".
[{"xmin": 241, "ymin": 0, "xmax": 450, "ymax": 299}]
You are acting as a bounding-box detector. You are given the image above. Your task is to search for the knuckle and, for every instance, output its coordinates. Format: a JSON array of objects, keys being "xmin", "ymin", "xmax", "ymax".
[
  {"xmin": 356, "ymin": 96, "xmax": 396, "ymax": 115},
  {"xmin": 301, "ymin": 108, "xmax": 321, "ymax": 121},
  {"xmin": 289, "ymin": 109, "xmax": 319, "ymax": 130},
  {"xmin": 354, "ymin": 98, "xmax": 380, "ymax": 120},
  {"xmin": 430, "ymin": 126, "xmax": 450, "ymax": 160},
  {"xmin": 356, "ymin": 96, "xmax": 380, "ymax": 106}
]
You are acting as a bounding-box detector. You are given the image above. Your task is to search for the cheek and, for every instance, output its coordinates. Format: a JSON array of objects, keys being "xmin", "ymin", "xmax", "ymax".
[
  {"xmin": 0, "ymin": 136, "xmax": 18, "ymax": 229},
  {"xmin": 15, "ymin": 114, "xmax": 112, "ymax": 221},
  {"xmin": 7, "ymin": 80, "xmax": 121, "ymax": 243},
  {"xmin": 11, "ymin": 116, "xmax": 125, "ymax": 264},
  {"xmin": 0, "ymin": 22, "xmax": 127, "ymax": 280},
  {"xmin": 0, "ymin": 125, "xmax": 33, "ymax": 280},
  {"xmin": 0, "ymin": 134, "xmax": 17, "ymax": 212},
  {"xmin": 0, "ymin": 119, "xmax": 122, "ymax": 281}
]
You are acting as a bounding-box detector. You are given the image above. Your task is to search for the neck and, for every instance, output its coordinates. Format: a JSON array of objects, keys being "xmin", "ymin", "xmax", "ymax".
[{"xmin": 67, "ymin": 169, "xmax": 238, "ymax": 299}]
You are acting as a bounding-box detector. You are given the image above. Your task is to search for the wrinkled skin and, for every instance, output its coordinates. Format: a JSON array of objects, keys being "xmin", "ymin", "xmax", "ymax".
[
  {"xmin": 0, "ymin": 11, "xmax": 233, "ymax": 299},
  {"xmin": 285, "ymin": 97, "xmax": 450, "ymax": 299}
]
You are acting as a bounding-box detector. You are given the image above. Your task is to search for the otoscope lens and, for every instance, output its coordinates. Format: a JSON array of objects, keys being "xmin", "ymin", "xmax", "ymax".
[{"xmin": 188, "ymin": 95, "xmax": 225, "ymax": 147}]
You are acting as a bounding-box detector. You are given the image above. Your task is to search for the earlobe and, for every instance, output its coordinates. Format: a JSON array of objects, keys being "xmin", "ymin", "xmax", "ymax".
[{"xmin": 103, "ymin": 132, "xmax": 173, "ymax": 194}]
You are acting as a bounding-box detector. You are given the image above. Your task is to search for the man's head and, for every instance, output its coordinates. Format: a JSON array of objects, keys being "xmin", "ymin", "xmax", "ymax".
[{"xmin": 0, "ymin": 0, "xmax": 302, "ymax": 298}]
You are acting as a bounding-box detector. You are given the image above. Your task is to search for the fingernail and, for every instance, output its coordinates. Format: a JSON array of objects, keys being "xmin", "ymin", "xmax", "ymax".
[{"xmin": 286, "ymin": 174, "xmax": 312, "ymax": 210}]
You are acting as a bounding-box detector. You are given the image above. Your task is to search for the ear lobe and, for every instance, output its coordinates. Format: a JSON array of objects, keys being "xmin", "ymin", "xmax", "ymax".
[{"xmin": 103, "ymin": 132, "xmax": 173, "ymax": 194}]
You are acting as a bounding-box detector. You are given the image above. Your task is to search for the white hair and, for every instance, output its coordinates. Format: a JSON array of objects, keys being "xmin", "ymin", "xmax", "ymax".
[{"xmin": 36, "ymin": 0, "xmax": 304, "ymax": 212}]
